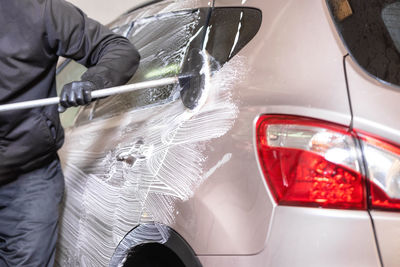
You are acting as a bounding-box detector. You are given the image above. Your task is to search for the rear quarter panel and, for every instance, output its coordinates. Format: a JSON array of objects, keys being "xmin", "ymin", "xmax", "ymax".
[
  {"xmin": 345, "ymin": 55, "xmax": 400, "ymax": 267},
  {"xmin": 186, "ymin": 0, "xmax": 380, "ymax": 263}
]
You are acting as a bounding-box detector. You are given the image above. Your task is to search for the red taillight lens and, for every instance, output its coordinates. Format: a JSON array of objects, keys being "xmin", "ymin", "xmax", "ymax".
[
  {"xmin": 256, "ymin": 115, "xmax": 366, "ymax": 210},
  {"xmin": 357, "ymin": 133, "xmax": 400, "ymax": 211},
  {"xmin": 370, "ymin": 184, "xmax": 400, "ymax": 210}
]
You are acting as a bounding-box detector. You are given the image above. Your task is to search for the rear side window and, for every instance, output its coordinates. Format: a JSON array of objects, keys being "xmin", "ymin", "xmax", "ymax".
[
  {"xmin": 56, "ymin": 24, "xmax": 131, "ymax": 128},
  {"xmin": 56, "ymin": 6, "xmax": 262, "ymax": 127},
  {"xmin": 326, "ymin": 0, "xmax": 400, "ymax": 86},
  {"xmin": 206, "ymin": 7, "xmax": 262, "ymax": 64},
  {"xmin": 75, "ymin": 9, "xmax": 210, "ymax": 123}
]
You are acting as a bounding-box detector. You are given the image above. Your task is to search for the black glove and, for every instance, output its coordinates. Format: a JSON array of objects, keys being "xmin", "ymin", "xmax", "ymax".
[{"xmin": 58, "ymin": 81, "xmax": 97, "ymax": 113}]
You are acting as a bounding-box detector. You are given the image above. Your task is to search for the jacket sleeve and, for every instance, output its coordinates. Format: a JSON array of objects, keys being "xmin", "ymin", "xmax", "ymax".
[{"xmin": 44, "ymin": 0, "xmax": 140, "ymax": 89}]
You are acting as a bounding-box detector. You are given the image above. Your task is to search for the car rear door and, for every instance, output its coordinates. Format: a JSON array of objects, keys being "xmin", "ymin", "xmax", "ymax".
[
  {"xmin": 55, "ymin": 0, "xmax": 264, "ymax": 265},
  {"xmin": 55, "ymin": 2, "xmax": 213, "ymax": 266}
]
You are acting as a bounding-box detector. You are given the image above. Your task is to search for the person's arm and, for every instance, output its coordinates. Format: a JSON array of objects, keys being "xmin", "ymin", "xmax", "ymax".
[{"xmin": 44, "ymin": 0, "xmax": 140, "ymax": 109}]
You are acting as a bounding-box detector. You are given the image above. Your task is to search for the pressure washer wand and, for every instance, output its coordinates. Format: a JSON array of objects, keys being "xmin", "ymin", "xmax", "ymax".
[{"xmin": 0, "ymin": 76, "xmax": 179, "ymax": 113}]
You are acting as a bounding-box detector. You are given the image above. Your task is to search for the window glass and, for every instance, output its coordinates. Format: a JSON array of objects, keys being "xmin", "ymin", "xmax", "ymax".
[
  {"xmin": 56, "ymin": 60, "xmax": 87, "ymax": 128},
  {"xmin": 205, "ymin": 7, "xmax": 262, "ymax": 64},
  {"xmin": 56, "ymin": 25, "xmax": 129, "ymax": 128},
  {"xmin": 56, "ymin": 7, "xmax": 262, "ymax": 127},
  {"xmin": 74, "ymin": 9, "xmax": 209, "ymax": 124},
  {"xmin": 327, "ymin": 0, "xmax": 400, "ymax": 86}
]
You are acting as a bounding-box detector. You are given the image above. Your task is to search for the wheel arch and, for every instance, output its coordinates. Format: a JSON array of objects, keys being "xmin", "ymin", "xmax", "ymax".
[{"xmin": 109, "ymin": 223, "xmax": 202, "ymax": 267}]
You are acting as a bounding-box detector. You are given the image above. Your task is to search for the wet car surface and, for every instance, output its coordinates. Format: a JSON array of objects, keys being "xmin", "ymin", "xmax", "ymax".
[{"xmin": 55, "ymin": 0, "xmax": 400, "ymax": 266}]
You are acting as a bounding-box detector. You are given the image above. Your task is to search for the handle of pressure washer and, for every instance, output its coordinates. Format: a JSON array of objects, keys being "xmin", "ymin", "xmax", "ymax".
[{"xmin": 0, "ymin": 77, "xmax": 179, "ymax": 113}]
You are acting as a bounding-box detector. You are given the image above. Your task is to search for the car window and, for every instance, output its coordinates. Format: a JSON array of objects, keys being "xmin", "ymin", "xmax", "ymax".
[
  {"xmin": 56, "ymin": 60, "xmax": 87, "ymax": 128},
  {"xmin": 76, "ymin": 9, "xmax": 209, "ymax": 123},
  {"xmin": 56, "ymin": 25, "xmax": 130, "ymax": 128},
  {"xmin": 56, "ymin": 7, "xmax": 262, "ymax": 127},
  {"xmin": 326, "ymin": 0, "xmax": 400, "ymax": 87},
  {"xmin": 205, "ymin": 7, "xmax": 262, "ymax": 65}
]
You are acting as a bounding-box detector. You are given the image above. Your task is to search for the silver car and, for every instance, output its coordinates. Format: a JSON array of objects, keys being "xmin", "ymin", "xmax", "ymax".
[{"xmin": 55, "ymin": 0, "xmax": 400, "ymax": 266}]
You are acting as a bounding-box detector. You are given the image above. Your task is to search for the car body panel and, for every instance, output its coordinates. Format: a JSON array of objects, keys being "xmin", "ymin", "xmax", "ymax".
[
  {"xmin": 171, "ymin": 108, "xmax": 273, "ymax": 255},
  {"xmin": 55, "ymin": 0, "xmax": 392, "ymax": 265},
  {"xmin": 214, "ymin": 0, "xmax": 351, "ymax": 125},
  {"xmin": 345, "ymin": 56, "xmax": 400, "ymax": 145},
  {"xmin": 198, "ymin": 206, "xmax": 381, "ymax": 267},
  {"xmin": 370, "ymin": 211, "xmax": 400, "ymax": 267},
  {"xmin": 173, "ymin": 0, "xmax": 361, "ymax": 256},
  {"xmin": 263, "ymin": 206, "xmax": 380, "ymax": 267},
  {"xmin": 56, "ymin": 1, "xmax": 216, "ymax": 265}
]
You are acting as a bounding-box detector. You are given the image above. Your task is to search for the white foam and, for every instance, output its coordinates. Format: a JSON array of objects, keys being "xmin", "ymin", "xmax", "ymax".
[
  {"xmin": 55, "ymin": 4, "xmax": 247, "ymax": 265},
  {"xmin": 56, "ymin": 55, "xmax": 246, "ymax": 266}
]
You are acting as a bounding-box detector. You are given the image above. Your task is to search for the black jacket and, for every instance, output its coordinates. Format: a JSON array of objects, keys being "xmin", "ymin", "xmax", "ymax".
[{"xmin": 0, "ymin": 0, "xmax": 140, "ymax": 182}]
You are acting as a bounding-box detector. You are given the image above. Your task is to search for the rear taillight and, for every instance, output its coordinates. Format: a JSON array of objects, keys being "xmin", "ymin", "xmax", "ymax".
[
  {"xmin": 256, "ymin": 115, "xmax": 365, "ymax": 210},
  {"xmin": 358, "ymin": 133, "xmax": 400, "ymax": 211},
  {"xmin": 256, "ymin": 114, "xmax": 400, "ymax": 211}
]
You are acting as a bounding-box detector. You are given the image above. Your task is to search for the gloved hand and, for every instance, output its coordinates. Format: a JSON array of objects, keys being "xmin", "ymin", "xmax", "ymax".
[{"xmin": 58, "ymin": 81, "xmax": 97, "ymax": 113}]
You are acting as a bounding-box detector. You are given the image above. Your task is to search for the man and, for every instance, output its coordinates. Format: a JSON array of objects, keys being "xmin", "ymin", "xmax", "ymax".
[{"xmin": 0, "ymin": 0, "xmax": 140, "ymax": 266}]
